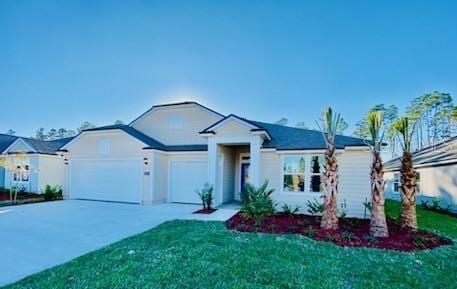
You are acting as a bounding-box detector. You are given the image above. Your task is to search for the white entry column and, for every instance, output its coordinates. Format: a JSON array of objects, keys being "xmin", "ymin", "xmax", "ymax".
[
  {"xmin": 207, "ymin": 138, "xmax": 221, "ymax": 205},
  {"xmin": 249, "ymin": 137, "xmax": 261, "ymax": 187}
]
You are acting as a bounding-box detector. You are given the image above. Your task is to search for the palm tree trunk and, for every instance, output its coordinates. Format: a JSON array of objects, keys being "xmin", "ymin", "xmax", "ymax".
[
  {"xmin": 321, "ymin": 137, "xmax": 339, "ymax": 230},
  {"xmin": 400, "ymin": 151, "xmax": 418, "ymax": 231},
  {"xmin": 369, "ymin": 151, "xmax": 389, "ymax": 237}
]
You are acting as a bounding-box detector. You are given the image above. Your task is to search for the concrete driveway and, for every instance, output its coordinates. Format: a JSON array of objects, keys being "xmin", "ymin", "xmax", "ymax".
[{"xmin": 0, "ymin": 200, "xmax": 201, "ymax": 286}]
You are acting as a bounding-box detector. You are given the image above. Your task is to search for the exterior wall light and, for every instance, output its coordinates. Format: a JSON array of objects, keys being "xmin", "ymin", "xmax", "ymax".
[{"xmin": 143, "ymin": 157, "xmax": 148, "ymax": 165}]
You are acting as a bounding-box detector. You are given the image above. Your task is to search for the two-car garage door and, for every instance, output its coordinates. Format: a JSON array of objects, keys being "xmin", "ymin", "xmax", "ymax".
[
  {"xmin": 70, "ymin": 160, "xmax": 142, "ymax": 203},
  {"xmin": 70, "ymin": 159, "xmax": 208, "ymax": 204}
]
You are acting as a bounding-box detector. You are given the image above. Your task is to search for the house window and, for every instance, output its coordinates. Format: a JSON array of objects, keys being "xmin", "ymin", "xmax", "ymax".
[
  {"xmin": 282, "ymin": 156, "xmax": 305, "ymax": 192},
  {"xmin": 393, "ymin": 173, "xmax": 400, "ymax": 193},
  {"xmin": 393, "ymin": 172, "xmax": 421, "ymax": 193},
  {"xmin": 98, "ymin": 139, "xmax": 111, "ymax": 155},
  {"xmin": 13, "ymin": 168, "xmax": 21, "ymax": 182},
  {"xmin": 415, "ymin": 172, "xmax": 421, "ymax": 193},
  {"xmin": 309, "ymin": 156, "xmax": 324, "ymax": 192},
  {"xmin": 13, "ymin": 167, "xmax": 29, "ymax": 182},
  {"xmin": 22, "ymin": 169, "xmax": 29, "ymax": 182}
]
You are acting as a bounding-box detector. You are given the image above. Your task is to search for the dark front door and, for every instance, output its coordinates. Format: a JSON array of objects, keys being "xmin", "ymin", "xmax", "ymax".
[{"xmin": 240, "ymin": 163, "xmax": 250, "ymax": 192}]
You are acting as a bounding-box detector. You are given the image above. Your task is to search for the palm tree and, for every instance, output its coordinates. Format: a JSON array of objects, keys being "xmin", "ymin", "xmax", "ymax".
[
  {"xmin": 366, "ymin": 111, "xmax": 389, "ymax": 237},
  {"xmin": 392, "ymin": 117, "xmax": 418, "ymax": 231},
  {"xmin": 318, "ymin": 107, "xmax": 342, "ymax": 230}
]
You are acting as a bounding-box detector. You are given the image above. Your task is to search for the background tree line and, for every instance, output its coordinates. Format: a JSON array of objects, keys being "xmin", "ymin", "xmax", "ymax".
[
  {"xmin": 3, "ymin": 120, "xmax": 124, "ymax": 140},
  {"xmin": 353, "ymin": 91, "xmax": 457, "ymax": 156}
]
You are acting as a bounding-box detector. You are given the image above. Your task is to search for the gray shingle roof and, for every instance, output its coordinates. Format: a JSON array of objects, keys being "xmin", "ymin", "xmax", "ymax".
[
  {"xmin": 384, "ymin": 137, "xmax": 457, "ymax": 171},
  {"xmin": 200, "ymin": 114, "xmax": 370, "ymax": 150},
  {"xmin": 82, "ymin": 125, "xmax": 166, "ymax": 149},
  {"xmin": 250, "ymin": 120, "xmax": 370, "ymax": 150},
  {"xmin": 0, "ymin": 134, "xmax": 18, "ymax": 154},
  {"xmin": 0, "ymin": 134, "xmax": 74, "ymax": 155},
  {"xmin": 83, "ymin": 125, "xmax": 209, "ymax": 152}
]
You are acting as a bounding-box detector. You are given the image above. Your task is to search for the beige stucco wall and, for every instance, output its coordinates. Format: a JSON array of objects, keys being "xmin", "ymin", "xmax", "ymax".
[
  {"xmin": 131, "ymin": 104, "xmax": 222, "ymax": 145},
  {"xmin": 37, "ymin": 155, "xmax": 65, "ymax": 192},
  {"xmin": 260, "ymin": 149, "xmax": 371, "ymax": 218},
  {"xmin": 67, "ymin": 130, "xmax": 145, "ymax": 158},
  {"xmin": 214, "ymin": 119, "xmax": 253, "ymax": 137}
]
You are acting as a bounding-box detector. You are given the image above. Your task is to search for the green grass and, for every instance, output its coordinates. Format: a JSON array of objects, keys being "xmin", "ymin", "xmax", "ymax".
[{"xmin": 4, "ymin": 201, "xmax": 457, "ymax": 289}]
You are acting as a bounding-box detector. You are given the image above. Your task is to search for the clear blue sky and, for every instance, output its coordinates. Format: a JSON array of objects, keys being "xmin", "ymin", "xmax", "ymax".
[{"xmin": 1, "ymin": 0, "xmax": 456, "ymax": 137}]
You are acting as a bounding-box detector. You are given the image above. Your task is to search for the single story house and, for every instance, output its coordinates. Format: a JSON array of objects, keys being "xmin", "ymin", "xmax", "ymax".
[
  {"xmin": 384, "ymin": 136, "xmax": 457, "ymax": 212},
  {"xmin": 60, "ymin": 101, "xmax": 372, "ymax": 217},
  {"xmin": 0, "ymin": 134, "xmax": 72, "ymax": 193}
]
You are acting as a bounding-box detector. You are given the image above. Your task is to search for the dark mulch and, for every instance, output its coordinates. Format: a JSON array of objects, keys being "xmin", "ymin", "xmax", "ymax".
[
  {"xmin": 226, "ymin": 212, "xmax": 452, "ymax": 251},
  {"xmin": 0, "ymin": 192, "xmax": 42, "ymax": 201},
  {"xmin": 193, "ymin": 208, "xmax": 218, "ymax": 214}
]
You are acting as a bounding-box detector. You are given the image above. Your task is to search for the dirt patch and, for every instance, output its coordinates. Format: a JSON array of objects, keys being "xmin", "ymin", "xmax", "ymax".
[{"xmin": 193, "ymin": 208, "xmax": 218, "ymax": 214}]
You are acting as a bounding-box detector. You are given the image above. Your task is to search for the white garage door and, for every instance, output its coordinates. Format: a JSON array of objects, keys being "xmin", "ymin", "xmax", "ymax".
[
  {"xmin": 169, "ymin": 160, "xmax": 207, "ymax": 204},
  {"xmin": 71, "ymin": 159, "xmax": 142, "ymax": 203}
]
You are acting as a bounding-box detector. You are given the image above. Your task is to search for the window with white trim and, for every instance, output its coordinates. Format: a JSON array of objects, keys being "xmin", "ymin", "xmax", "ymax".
[
  {"xmin": 393, "ymin": 172, "xmax": 421, "ymax": 193},
  {"xmin": 393, "ymin": 173, "xmax": 400, "ymax": 193},
  {"xmin": 282, "ymin": 155, "xmax": 325, "ymax": 193},
  {"xmin": 13, "ymin": 166, "xmax": 29, "ymax": 182},
  {"xmin": 309, "ymin": 155, "xmax": 324, "ymax": 192},
  {"xmin": 282, "ymin": 156, "xmax": 305, "ymax": 192}
]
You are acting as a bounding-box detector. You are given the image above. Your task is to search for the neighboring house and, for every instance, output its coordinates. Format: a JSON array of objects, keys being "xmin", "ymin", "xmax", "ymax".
[
  {"xmin": 384, "ymin": 137, "xmax": 457, "ymax": 212},
  {"xmin": 0, "ymin": 134, "xmax": 73, "ymax": 192},
  {"xmin": 60, "ymin": 101, "xmax": 372, "ymax": 217}
]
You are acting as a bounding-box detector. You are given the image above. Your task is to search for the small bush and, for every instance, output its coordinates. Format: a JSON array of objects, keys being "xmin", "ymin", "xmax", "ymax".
[
  {"xmin": 287, "ymin": 225, "xmax": 299, "ymax": 234},
  {"xmin": 241, "ymin": 181, "xmax": 276, "ymax": 227},
  {"xmin": 306, "ymin": 198, "xmax": 324, "ymax": 215},
  {"xmin": 339, "ymin": 199, "xmax": 348, "ymax": 219},
  {"xmin": 411, "ymin": 235, "xmax": 432, "ymax": 250},
  {"xmin": 281, "ymin": 204, "xmax": 300, "ymax": 215},
  {"xmin": 341, "ymin": 231, "xmax": 357, "ymax": 242},
  {"xmin": 42, "ymin": 185, "xmax": 62, "ymax": 201},
  {"xmin": 364, "ymin": 234, "xmax": 378, "ymax": 244},
  {"xmin": 306, "ymin": 226, "xmax": 315, "ymax": 238},
  {"xmin": 268, "ymin": 223, "xmax": 277, "ymax": 233},
  {"xmin": 195, "ymin": 183, "xmax": 214, "ymax": 210},
  {"xmin": 421, "ymin": 199, "xmax": 456, "ymax": 216},
  {"xmin": 298, "ymin": 219, "xmax": 310, "ymax": 227},
  {"xmin": 324, "ymin": 233, "xmax": 336, "ymax": 242}
]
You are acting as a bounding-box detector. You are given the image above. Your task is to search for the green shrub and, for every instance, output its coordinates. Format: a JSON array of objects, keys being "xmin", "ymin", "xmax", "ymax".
[
  {"xmin": 281, "ymin": 204, "xmax": 300, "ymax": 215},
  {"xmin": 195, "ymin": 183, "xmax": 214, "ymax": 210},
  {"xmin": 306, "ymin": 198, "xmax": 324, "ymax": 215},
  {"xmin": 306, "ymin": 226, "xmax": 315, "ymax": 238},
  {"xmin": 341, "ymin": 231, "xmax": 357, "ymax": 242},
  {"xmin": 241, "ymin": 181, "xmax": 276, "ymax": 227},
  {"xmin": 42, "ymin": 185, "xmax": 62, "ymax": 201},
  {"xmin": 339, "ymin": 199, "xmax": 348, "ymax": 219}
]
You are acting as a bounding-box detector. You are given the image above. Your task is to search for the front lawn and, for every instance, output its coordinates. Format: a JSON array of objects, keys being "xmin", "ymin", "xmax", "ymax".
[{"xmin": 3, "ymin": 201, "xmax": 457, "ymax": 289}]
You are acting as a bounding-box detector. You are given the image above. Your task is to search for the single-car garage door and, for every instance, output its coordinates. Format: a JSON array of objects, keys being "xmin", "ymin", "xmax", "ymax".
[
  {"xmin": 70, "ymin": 159, "xmax": 142, "ymax": 203},
  {"xmin": 169, "ymin": 160, "xmax": 207, "ymax": 204}
]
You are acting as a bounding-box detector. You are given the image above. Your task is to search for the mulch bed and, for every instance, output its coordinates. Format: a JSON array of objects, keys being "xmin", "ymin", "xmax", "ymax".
[
  {"xmin": 0, "ymin": 192, "xmax": 42, "ymax": 201},
  {"xmin": 193, "ymin": 208, "xmax": 218, "ymax": 214},
  {"xmin": 226, "ymin": 212, "xmax": 452, "ymax": 251}
]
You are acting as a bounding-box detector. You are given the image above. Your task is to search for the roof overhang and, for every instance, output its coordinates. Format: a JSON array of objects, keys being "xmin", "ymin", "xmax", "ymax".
[{"xmin": 60, "ymin": 129, "xmax": 149, "ymax": 150}]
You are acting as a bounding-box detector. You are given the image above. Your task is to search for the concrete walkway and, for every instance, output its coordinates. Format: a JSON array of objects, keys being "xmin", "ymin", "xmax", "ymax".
[{"xmin": 0, "ymin": 200, "xmax": 238, "ymax": 286}]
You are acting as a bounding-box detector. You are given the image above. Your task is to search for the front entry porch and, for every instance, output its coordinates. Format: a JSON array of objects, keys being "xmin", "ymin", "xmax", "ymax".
[{"xmin": 207, "ymin": 136, "xmax": 262, "ymax": 206}]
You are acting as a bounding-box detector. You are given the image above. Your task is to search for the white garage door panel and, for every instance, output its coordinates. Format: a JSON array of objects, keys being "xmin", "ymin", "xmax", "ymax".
[
  {"xmin": 71, "ymin": 160, "xmax": 141, "ymax": 203},
  {"xmin": 170, "ymin": 161, "xmax": 207, "ymax": 204}
]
